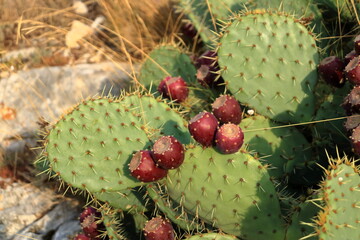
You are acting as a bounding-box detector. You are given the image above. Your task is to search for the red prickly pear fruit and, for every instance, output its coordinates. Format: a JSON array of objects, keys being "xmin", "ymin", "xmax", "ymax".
[
  {"xmin": 344, "ymin": 115, "xmax": 360, "ymax": 134},
  {"xmin": 80, "ymin": 207, "xmax": 99, "ymax": 223},
  {"xmin": 73, "ymin": 234, "xmax": 91, "ymax": 240},
  {"xmin": 143, "ymin": 217, "xmax": 175, "ymax": 240},
  {"xmin": 212, "ymin": 95, "xmax": 242, "ymax": 124},
  {"xmin": 188, "ymin": 112, "xmax": 219, "ymax": 147},
  {"xmin": 129, "ymin": 150, "xmax": 168, "ymax": 182},
  {"xmin": 195, "ymin": 50, "xmax": 220, "ymax": 87},
  {"xmin": 80, "ymin": 209, "xmax": 102, "ymax": 239},
  {"xmin": 345, "ymin": 56, "xmax": 360, "ymax": 85},
  {"xmin": 158, "ymin": 76, "xmax": 189, "ymax": 102},
  {"xmin": 351, "ymin": 125, "xmax": 360, "ymax": 155},
  {"xmin": 354, "ymin": 35, "xmax": 360, "ymax": 55},
  {"xmin": 318, "ymin": 56, "xmax": 345, "ymax": 87},
  {"xmin": 152, "ymin": 136, "xmax": 185, "ymax": 169},
  {"xmin": 342, "ymin": 86, "xmax": 360, "ymax": 115},
  {"xmin": 181, "ymin": 22, "xmax": 197, "ymax": 40},
  {"xmin": 215, "ymin": 123, "xmax": 244, "ymax": 154},
  {"xmin": 344, "ymin": 50, "xmax": 358, "ymax": 65}
]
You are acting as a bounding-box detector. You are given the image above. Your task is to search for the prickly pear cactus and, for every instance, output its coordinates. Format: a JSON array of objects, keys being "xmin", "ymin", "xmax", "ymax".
[
  {"xmin": 285, "ymin": 200, "xmax": 320, "ymax": 240},
  {"xmin": 120, "ymin": 93, "xmax": 192, "ymax": 144},
  {"xmin": 240, "ymin": 115, "xmax": 312, "ymax": 182},
  {"xmin": 166, "ymin": 145, "xmax": 286, "ymax": 239},
  {"xmin": 217, "ymin": 11, "xmax": 319, "ymax": 123},
  {"xmin": 139, "ymin": 44, "xmax": 196, "ymax": 91},
  {"xmin": 40, "ymin": 97, "xmax": 152, "ymax": 192},
  {"xmin": 309, "ymin": 157, "xmax": 360, "ymax": 240},
  {"xmin": 185, "ymin": 232, "xmax": 239, "ymax": 240}
]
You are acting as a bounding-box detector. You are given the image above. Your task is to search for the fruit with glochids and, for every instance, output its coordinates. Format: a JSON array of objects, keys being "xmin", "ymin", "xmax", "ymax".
[
  {"xmin": 212, "ymin": 95, "xmax": 242, "ymax": 125},
  {"xmin": 152, "ymin": 136, "xmax": 185, "ymax": 170},
  {"xmin": 188, "ymin": 112, "xmax": 219, "ymax": 147},
  {"xmin": 129, "ymin": 150, "xmax": 168, "ymax": 182},
  {"xmin": 79, "ymin": 207, "xmax": 103, "ymax": 239},
  {"xmin": 215, "ymin": 123, "xmax": 244, "ymax": 154},
  {"xmin": 158, "ymin": 76, "xmax": 189, "ymax": 102},
  {"xmin": 143, "ymin": 217, "xmax": 175, "ymax": 240}
]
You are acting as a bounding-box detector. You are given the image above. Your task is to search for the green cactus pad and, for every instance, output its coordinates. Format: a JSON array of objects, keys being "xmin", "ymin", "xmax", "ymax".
[
  {"xmin": 312, "ymin": 157, "xmax": 360, "ymax": 240},
  {"xmin": 286, "ymin": 200, "xmax": 320, "ymax": 240},
  {"xmin": 139, "ymin": 45, "xmax": 197, "ymax": 91},
  {"xmin": 218, "ymin": 11, "xmax": 319, "ymax": 123},
  {"xmin": 100, "ymin": 208, "xmax": 125, "ymax": 240},
  {"xmin": 185, "ymin": 232, "xmax": 238, "ymax": 240},
  {"xmin": 93, "ymin": 188, "xmax": 149, "ymax": 214},
  {"xmin": 240, "ymin": 115, "xmax": 312, "ymax": 182},
  {"xmin": 166, "ymin": 145, "xmax": 286, "ymax": 239},
  {"xmin": 44, "ymin": 98, "xmax": 151, "ymax": 192},
  {"xmin": 120, "ymin": 93, "xmax": 192, "ymax": 144},
  {"xmin": 146, "ymin": 183, "xmax": 202, "ymax": 231}
]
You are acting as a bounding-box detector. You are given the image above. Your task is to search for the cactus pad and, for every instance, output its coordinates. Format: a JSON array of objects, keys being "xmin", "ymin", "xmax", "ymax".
[
  {"xmin": 44, "ymin": 98, "xmax": 151, "ymax": 192},
  {"xmin": 240, "ymin": 115, "xmax": 312, "ymax": 182},
  {"xmin": 217, "ymin": 11, "xmax": 319, "ymax": 123},
  {"xmin": 139, "ymin": 45, "xmax": 196, "ymax": 91},
  {"xmin": 185, "ymin": 232, "xmax": 238, "ymax": 240},
  {"xmin": 93, "ymin": 188, "xmax": 148, "ymax": 214},
  {"xmin": 312, "ymin": 157, "xmax": 360, "ymax": 240},
  {"xmin": 166, "ymin": 145, "xmax": 286, "ymax": 239},
  {"xmin": 120, "ymin": 93, "xmax": 192, "ymax": 144}
]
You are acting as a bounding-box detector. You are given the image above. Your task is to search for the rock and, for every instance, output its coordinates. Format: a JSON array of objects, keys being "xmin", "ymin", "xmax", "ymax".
[
  {"xmin": 0, "ymin": 62, "xmax": 133, "ymax": 159},
  {"xmin": 52, "ymin": 220, "xmax": 82, "ymax": 240},
  {"xmin": 0, "ymin": 182, "xmax": 81, "ymax": 240}
]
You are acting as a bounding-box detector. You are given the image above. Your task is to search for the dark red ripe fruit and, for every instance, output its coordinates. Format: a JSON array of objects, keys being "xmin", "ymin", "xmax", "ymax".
[
  {"xmin": 354, "ymin": 35, "xmax": 360, "ymax": 55},
  {"xmin": 152, "ymin": 136, "xmax": 185, "ymax": 169},
  {"xmin": 318, "ymin": 56, "xmax": 345, "ymax": 87},
  {"xmin": 345, "ymin": 56, "xmax": 360, "ymax": 85},
  {"xmin": 181, "ymin": 22, "xmax": 197, "ymax": 40},
  {"xmin": 195, "ymin": 50, "xmax": 220, "ymax": 87},
  {"xmin": 129, "ymin": 150, "xmax": 168, "ymax": 182},
  {"xmin": 80, "ymin": 207, "xmax": 99, "ymax": 223},
  {"xmin": 345, "ymin": 115, "xmax": 360, "ymax": 134},
  {"xmin": 143, "ymin": 217, "xmax": 174, "ymax": 240},
  {"xmin": 73, "ymin": 234, "xmax": 91, "ymax": 240},
  {"xmin": 212, "ymin": 95, "xmax": 242, "ymax": 124},
  {"xmin": 158, "ymin": 76, "xmax": 189, "ymax": 102},
  {"xmin": 188, "ymin": 112, "xmax": 219, "ymax": 147},
  {"xmin": 215, "ymin": 123, "xmax": 244, "ymax": 154},
  {"xmin": 342, "ymin": 86, "xmax": 360, "ymax": 115},
  {"xmin": 80, "ymin": 209, "xmax": 101, "ymax": 239},
  {"xmin": 344, "ymin": 50, "xmax": 358, "ymax": 65},
  {"xmin": 351, "ymin": 125, "xmax": 360, "ymax": 155}
]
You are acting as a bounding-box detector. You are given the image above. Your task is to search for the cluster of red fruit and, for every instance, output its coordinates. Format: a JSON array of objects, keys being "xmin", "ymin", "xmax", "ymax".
[
  {"xmin": 318, "ymin": 34, "xmax": 360, "ymax": 155},
  {"xmin": 188, "ymin": 95, "xmax": 244, "ymax": 154},
  {"xmin": 73, "ymin": 207, "xmax": 103, "ymax": 240},
  {"xmin": 318, "ymin": 35, "xmax": 360, "ymax": 88},
  {"xmin": 129, "ymin": 136, "xmax": 185, "ymax": 183}
]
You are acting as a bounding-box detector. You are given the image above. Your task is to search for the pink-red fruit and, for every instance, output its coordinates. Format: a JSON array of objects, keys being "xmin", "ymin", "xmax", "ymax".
[
  {"xmin": 215, "ymin": 123, "xmax": 244, "ymax": 154},
  {"xmin": 158, "ymin": 76, "xmax": 189, "ymax": 102},
  {"xmin": 318, "ymin": 56, "xmax": 345, "ymax": 87},
  {"xmin": 152, "ymin": 136, "xmax": 185, "ymax": 169},
  {"xmin": 188, "ymin": 112, "xmax": 219, "ymax": 147},
  {"xmin": 351, "ymin": 125, "xmax": 360, "ymax": 155},
  {"xmin": 344, "ymin": 50, "xmax": 358, "ymax": 65},
  {"xmin": 345, "ymin": 56, "xmax": 360, "ymax": 85},
  {"xmin": 79, "ymin": 207, "xmax": 102, "ymax": 239},
  {"xmin": 129, "ymin": 150, "xmax": 168, "ymax": 182},
  {"xmin": 212, "ymin": 95, "xmax": 242, "ymax": 124},
  {"xmin": 143, "ymin": 217, "xmax": 175, "ymax": 240}
]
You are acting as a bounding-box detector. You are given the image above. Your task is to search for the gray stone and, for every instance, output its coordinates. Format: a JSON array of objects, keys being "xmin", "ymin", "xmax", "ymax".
[
  {"xmin": 0, "ymin": 182, "xmax": 81, "ymax": 240},
  {"xmin": 0, "ymin": 62, "xmax": 133, "ymax": 162},
  {"xmin": 52, "ymin": 220, "xmax": 82, "ymax": 240}
]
